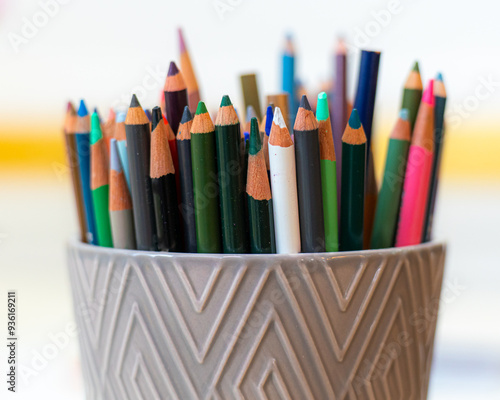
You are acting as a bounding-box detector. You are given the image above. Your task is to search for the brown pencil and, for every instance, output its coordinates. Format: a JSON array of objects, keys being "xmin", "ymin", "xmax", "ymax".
[{"xmin": 64, "ymin": 101, "xmax": 87, "ymax": 242}]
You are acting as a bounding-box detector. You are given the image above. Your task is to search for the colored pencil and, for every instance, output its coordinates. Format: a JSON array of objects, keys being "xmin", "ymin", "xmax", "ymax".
[
  {"xmin": 90, "ymin": 112, "xmax": 113, "ymax": 247},
  {"xmin": 294, "ymin": 95, "xmax": 325, "ymax": 252},
  {"xmin": 340, "ymin": 109, "xmax": 366, "ymax": 251},
  {"xmin": 268, "ymin": 107, "xmax": 301, "ymax": 254},
  {"xmin": 64, "ymin": 101, "xmax": 87, "ymax": 243},
  {"xmin": 176, "ymin": 106, "xmax": 197, "ymax": 253},
  {"xmin": 113, "ymin": 111, "xmax": 131, "ymax": 191},
  {"xmin": 151, "ymin": 107, "xmax": 181, "ymax": 252},
  {"xmin": 401, "ymin": 62, "xmax": 423, "ymax": 131},
  {"xmin": 316, "ymin": 92, "xmax": 338, "ymax": 252},
  {"xmin": 395, "ymin": 80, "xmax": 435, "ymax": 247},
  {"xmin": 240, "ymin": 73, "xmax": 262, "ymax": 120},
  {"xmin": 109, "ymin": 138, "xmax": 136, "ymax": 249},
  {"xmin": 102, "ymin": 108, "xmax": 115, "ymax": 155},
  {"xmin": 125, "ymin": 94, "xmax": 157, "ymax": 251},
  {"xmin": 191, "ymin": 101, "xmax": 222, "ymax": 253},
  {"xmin": 164, "ymin": 61, "xmax": 188, "ymax": 135},
  {"xmin": 282, "ymin": 35, "xmax": 296, "ymax": 125},
  {"xmin": 215, "ymin": 95, "xmax": 248, "ymax": 253},
  {"xmin": 178, "ymin": 28, "xmax": 200, "ymax": 111},
  {"xmin": 371, "ymin": 109, "xmax": 411, "ymax": 249},
  {"xmin": 267, "ymin": 94, "xmax": 290, "ymax": 132},
  {"xmin": 332, "ymin": 39, "xmax": 348, "ymax": 215},
  {"xmin": 75, "ymin": 100, "xmax": 98, "ymax": 245},
  {"xmin": 353, "ymin": 50, "xmax": 380, "ymax": 151},
  {"xmin": 247, "ymin": 117, "xmax": 275, "ymax": 253},
  {"xmin": 422, "ymin": 73, "xmax": 447, "ymax": 242},
  {"xmin": 261, "ymin": 105, "xmax": 273, "ymax": 175},
  {"xmin": 363, "ymin": 155, "xmax": 378, "ymax": 249},
  {"xmin": 245, "ymin": 105, "xmax": 257, "ymax": 134},
  {"xmin": 164, "ymin": 117, "xmax": 181, "ymax": 201}
]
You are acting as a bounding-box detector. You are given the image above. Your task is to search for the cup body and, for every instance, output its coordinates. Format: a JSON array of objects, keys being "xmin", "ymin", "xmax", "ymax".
[{"xmin": 67, "ymin": 240, "xmax": 445, "ymax": 400}]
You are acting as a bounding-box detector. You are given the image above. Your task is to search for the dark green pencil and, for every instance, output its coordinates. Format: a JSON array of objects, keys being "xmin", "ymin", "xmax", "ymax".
[
  {"xmin": 215, "ymin": 95, "xmax": 248, "ymax": 253},
  {"xmin": 190, "ymin": 102, "xmax": 222, "ymax": 253},
  {"xmin": 246, "ymin": 117, "xmax": 275, "ymax": 253},
  {"xmin": 340, "ymin": 109, "xmax": 366, "ymax": 251}
]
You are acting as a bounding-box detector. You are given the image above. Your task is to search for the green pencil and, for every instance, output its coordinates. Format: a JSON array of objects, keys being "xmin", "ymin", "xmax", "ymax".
[
  {"xmin": 246, "ymin": 118, "xmax": 275, "ymax": 253},
  {"xmin": 316, "ymin": 92, "xmax": 338, "ymax": 252},
  {"xmin": 190, "ymin": 102, "xmax": 222, "ymax": 253},
  {"xmin": 90, "ymin": 112, "xmax": 113, "ymax": 247},
  {"xmin": 340, "ymin": 109, "xmax": 366, "ymax": 251},
  {"xmin": 402, "ymin": 62, "xmax": 423, "ymax": 131},
  {"xmin": 371, "ymin": 109, "xmax": 411, "ymax": 249},
  {"xmin": 215, "ymin": 95, "xmax": 248, "ymax": 253}
]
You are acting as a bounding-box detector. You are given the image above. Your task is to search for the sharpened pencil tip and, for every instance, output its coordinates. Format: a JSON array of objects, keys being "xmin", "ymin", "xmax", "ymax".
[
  {"xmin": 196, "ymin": 101, "xmax": 208, "ymax": 115},
  {"xmin": 273, "ymin": 107, "xmax": 286, "ymax": 129},
  {"xmin": 220, "ymin": 95, "xmax": 232, "ymax": 107},
  {"xmin": 168, "ymin": 61, "xmax": 179, "ymax": 77},
  {"xmin": 265, "ymin": 106, "xmax": 273, "ymax": 136},
  {"xmin": 412, "ymin": 61, "xmax": 420, "ymax": 73},
  {"xmin": 248, "ymin": 117, "xmax": 262, "ymax": 155},
  {"xmin": 180, "ymin": 106, "xmax": 193, "ymax": 124},
  {"xmin": 399, "ymin": 108, "xmax": 409, "ymax": 121},
  {"xmin": 348, "ymin": 109, "xmax": 361, "ymax": 129},
  {"xmin": 110, "ymin": 139, "xmax": 122, "ymax": 173},
  {"xmin": 130, "ymin": 94, "xmax": 141, "ymax": 108},
  {"xmin": 178, "ymin": 27, "xmax": 187, "ymax": 53},
  {"xmin": 78, "ymin": 100, "xmax": 88, "ymax": 117},
  {"xmin": 316, "ymin": 92, "xmax": 329, "ymax": 121},
  {"xmin": 90, "ymin": 112, "xmax": 103, "ymax": 144},
  {"xmin": 422, "ymin": 80, "xmax": 435, "ymax": 106},
  {"xmin": 151, "ymin": 106, "xmax": 163, "ymax": 131},
  {"xmin": 116, "ymin": 111, "xmax": 126, "ymax": 123},
  {"xmin": 299, "ymin": 95, "xmax": 311, "ymax": 111},
  {"xmin": 436, "ymin": 72, "xmax": 443, "ymax": 82}
]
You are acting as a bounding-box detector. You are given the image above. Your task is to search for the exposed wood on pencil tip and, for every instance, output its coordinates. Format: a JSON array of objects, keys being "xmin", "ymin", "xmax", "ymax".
[
  {"xmin": 247, "ymin": 119, "xmax": 271, "ymax": 200},
  {"xmin": 151, "ymin": 114, "xmax": 175, "ymax": 178},
  {"xmin": 125, "ymin": 95, "xmax": 149, "ymax": 125},
  {"xmin": 165, "ymin": 61, "xmax": 187, "ymax": 92},
  {"xmin": 294, "ymin": 96, "xmax": 318, "ymax": 131},
  {"xmin": 269, "ymin": 107, "xmax": 293, "ymax": 147},
  {"xmin": 192, "ymin": 102, "xmax": 215, "ymax": 134},
  {"xmin": 216, "ymin": 95, "xmax": 239, "ymax": 126},
  {"xmin": 342, "ymin": 109, "xmax": 367, "ymax": 145},
  {"xmin": 404, "ymin": 62, "xmax": 423, "ymax": 90},
  {"xmin": 64, "ymin": 102, "xmax": 77, "ymax": 134},
  {"xmin": 336, "ymin": 37, "xmax": 347, "ymax": 54},
  {"xmin": 434, "ymin": 73, "xmax": 446, "ymax": 97},
  {"xmin": 318, "ymin": 118, "xmax": 336, "ymax": 161},
  {"xmin": 177, "ymin": 106, "xmax": 193, "ymax": 140},
  {"xmin": 390, "ymin": 110, "xmax": 411, "ymax": 141}
]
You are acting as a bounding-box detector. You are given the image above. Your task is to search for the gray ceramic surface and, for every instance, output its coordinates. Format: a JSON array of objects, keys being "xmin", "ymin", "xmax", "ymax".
[{"xmin": 67, "ymin": 240, "xmax": 446, "ymax": 400}]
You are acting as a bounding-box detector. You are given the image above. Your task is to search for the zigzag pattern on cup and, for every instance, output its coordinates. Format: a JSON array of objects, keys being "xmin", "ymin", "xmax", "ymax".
[{"xmin": 67, "ymin": 243, "xmax": 445, "ymax": 400}]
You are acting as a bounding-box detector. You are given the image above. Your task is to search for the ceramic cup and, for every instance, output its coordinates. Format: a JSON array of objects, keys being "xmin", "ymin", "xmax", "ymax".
[{"xmin": 67, "ymin": 239, "xmax": 445, "ymax": 400}]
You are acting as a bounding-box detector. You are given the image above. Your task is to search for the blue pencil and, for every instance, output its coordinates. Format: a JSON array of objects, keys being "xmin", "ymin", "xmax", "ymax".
[
  {"xmin": 353, "ymin": 50, "xmax": 381, "ymax": 152},
  {"xmin": 75, "ymin": 100, "xmax": 98, "ymax": 244},
  {"xmin": 114, "ymin": 111, "xmax": 131, "ymax": 191},
  {"xmin": 282, "ymin": 34, "xmax": 296, "ymax": 125}
]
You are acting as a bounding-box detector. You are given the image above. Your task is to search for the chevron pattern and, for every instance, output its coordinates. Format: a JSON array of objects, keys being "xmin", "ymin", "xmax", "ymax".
[{"xmin": 67, "ymin": 242, "xmax": 445, "ymax": 400}]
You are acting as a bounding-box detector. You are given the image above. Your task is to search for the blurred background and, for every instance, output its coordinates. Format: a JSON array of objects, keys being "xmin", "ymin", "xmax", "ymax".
[{"xmin": 0, "ymin": 0, "xmax": 499, "ymax": 398}]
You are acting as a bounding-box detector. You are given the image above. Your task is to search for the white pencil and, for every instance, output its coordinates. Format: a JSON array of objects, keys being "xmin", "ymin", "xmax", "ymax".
[{"xmin": 268, "ymin": 107, "xmax": 301, "ymax": 254}]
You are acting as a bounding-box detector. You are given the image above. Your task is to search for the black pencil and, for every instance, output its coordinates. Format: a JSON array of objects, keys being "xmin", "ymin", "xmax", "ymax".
[
  {"xmin": 293, "ymin": 95, "xmax": 325, "ymax": 252},
  {"xmin": 176, "ymin": 106, "xmax": 197, "ymax": 253},
  {"xmin": 150, "ymin": 107, "xmax": 181, "ymax": 251},
  {"xmin": 125, "ymin": 95, "xmax": 157, "ymax": 251}
]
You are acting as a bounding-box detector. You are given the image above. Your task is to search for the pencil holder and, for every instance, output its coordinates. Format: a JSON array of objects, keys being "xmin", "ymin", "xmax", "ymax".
[{"xmin": 67, "ymin": 240, "xmax": 445, "ymax": 400}]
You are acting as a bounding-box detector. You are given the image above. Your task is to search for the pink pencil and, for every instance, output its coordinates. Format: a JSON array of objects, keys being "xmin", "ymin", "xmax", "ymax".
[{"xmin": 396, "ymin": 80, "xmax": 435, "ymax": 247}]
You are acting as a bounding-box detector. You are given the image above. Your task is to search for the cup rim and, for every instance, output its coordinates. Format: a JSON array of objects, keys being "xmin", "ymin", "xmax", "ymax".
[{"xmin": 67, "ymin": 237, "xmax": 446, "ymax": 260}]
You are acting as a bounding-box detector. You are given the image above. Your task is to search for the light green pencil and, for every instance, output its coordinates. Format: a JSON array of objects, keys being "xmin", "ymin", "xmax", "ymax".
[{"xmin": 316, "ymin": 92, "xmax": 338, "ymax": 252}]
